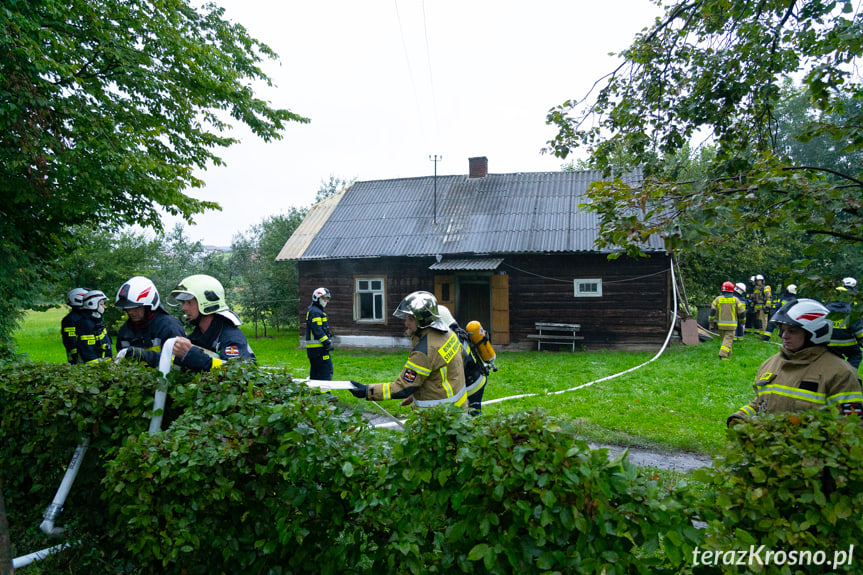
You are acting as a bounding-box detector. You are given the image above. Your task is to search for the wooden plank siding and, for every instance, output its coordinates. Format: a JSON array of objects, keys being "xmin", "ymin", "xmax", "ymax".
[{"xmin": 295, "ymin": 253, "xmax": 671, "ymax": 350}]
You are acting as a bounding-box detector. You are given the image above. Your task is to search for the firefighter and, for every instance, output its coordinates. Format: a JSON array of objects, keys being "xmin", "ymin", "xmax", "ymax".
[
  {"xmin": 349, "ymin": 291, "xmax": 467, "ymax": 411},
  {"xmin": 114, "ymin": 276, "xmax": 188, "ymax": 368},
  {"xmin": 168, "ymin": 274, "xmax": 256, "ymax": 371},
  {"xmin": 76, "ymin": 290, "xmax": 113, "ymax": 363},
  {"xmin": 61, "ymin": 287, "xmax": 89, "ymax": 364},
  {"xmin": 438, "ymin": 305, "xmax": 489, "ymax": 415},
  {"xmin": 733, "ymin": 282, "xmax": 748, "ymax": 341},
  {"xmin": 762, "ymin": 284, "xmax": 797, "ymax": 342},
  {"xmin": 751, "ymin": 274, "xmax": 772, "ymax": 338},
  {"xmin": 728, "ymin": 299, "xmax": 863, "ymax": 425},
  {"xmin": 826, "ymin": 278, "xmax": 863, "ymax": 370},
  {"xmin": 710, "ymin": 281, "xmax": 746, "ymax": 360},
  {"xmin": 306, "ymin": 287, "xmax": 334, "ymax": 380}
]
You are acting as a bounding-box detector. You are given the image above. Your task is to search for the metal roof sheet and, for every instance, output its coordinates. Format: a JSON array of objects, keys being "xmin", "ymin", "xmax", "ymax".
[
  {"xmin": 276, "ymin": 168, "xmax": 663, "ymax": 261},
  {"xmin": 428, "ymin": 257, "xmax": 504, "ymax": 271}
]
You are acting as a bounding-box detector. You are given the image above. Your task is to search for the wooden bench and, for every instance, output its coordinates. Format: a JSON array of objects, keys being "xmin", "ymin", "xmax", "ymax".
[{"xmin": 526, "ymin": 322, "xmax": 584, "ymax": 351}]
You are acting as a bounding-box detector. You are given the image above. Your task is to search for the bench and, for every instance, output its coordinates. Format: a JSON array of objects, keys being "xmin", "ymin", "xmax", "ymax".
[{"xmin": 526, "ymin": 322, "xmax": 584, "ymax": 351}]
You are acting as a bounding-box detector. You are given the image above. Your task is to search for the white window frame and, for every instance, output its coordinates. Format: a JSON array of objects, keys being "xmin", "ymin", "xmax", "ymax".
[
  {"xmin": 354, "ymin": 276, "xmax": 386, "ymax": 322},
  {"xmin": 573, "ymin": 278, "xmax": 602, "ymax": 298}
]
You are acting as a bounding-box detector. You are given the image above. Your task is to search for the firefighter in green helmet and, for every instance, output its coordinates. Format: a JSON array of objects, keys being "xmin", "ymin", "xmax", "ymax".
[{"xmin": 168, "ymin": 274, "xmax": 256, "ymax": 371}]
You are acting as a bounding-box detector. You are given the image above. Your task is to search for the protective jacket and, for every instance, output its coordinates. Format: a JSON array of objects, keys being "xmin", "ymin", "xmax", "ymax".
[
  {"xmin": 181, "ymin": 314, "xmax": 256, "ymax": 372},
  {"xmin": 709, "ymin": 292, "xmax": 745, "ymax": 330},
  {"xmin": 752, "ymin": 284, "xmax": 772, "ymax": 311},
  {"xmin": 61, "ymin": 309, "xmax": 87, "ymax": 364},
  {"xmin": 305, "ymin": 301, "xmax": 332, "ymax": 350},
  {"xmin": 367, "ymin": 327, "xmax": 467, "ymax": 409},
  {"xmin": 116, "ymin": 309, "xmax": 188, "ymax": 368},
  {"xmin": 728, "ymin": 345, "xmax": 863, "ymax": 424},
  {"xmin": 76, "ymin": 313, "xmax": 113, "ymax": 363},
  {"xmin": 826, "ymin": 301, "xmax": 863, "ymax": 349}
]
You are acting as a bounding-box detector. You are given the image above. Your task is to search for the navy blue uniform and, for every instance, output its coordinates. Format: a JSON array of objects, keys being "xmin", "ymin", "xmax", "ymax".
[
  {"xmin": 180, "ymin": 314, "xmax": 256, "ymax": 372},
  {"xmin": 116, "ymin": 309, "xmax": 188, "ymax": 368},
  {"xmin": 76, "ymin": 314, "xmax": 113, "ymax": 363},
  {"xmin": 61, "ymin": 309, "xmax": 87, "ymax": 364},
  {"xmin": 306, "ymin": 301, "xmax": 333, "ymax": 380}
]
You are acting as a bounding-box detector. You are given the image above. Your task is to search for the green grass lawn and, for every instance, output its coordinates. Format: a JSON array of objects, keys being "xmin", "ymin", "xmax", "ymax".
[{"xmin": 11, "ymin": 309, "xmax": 791, "ymax": 456}]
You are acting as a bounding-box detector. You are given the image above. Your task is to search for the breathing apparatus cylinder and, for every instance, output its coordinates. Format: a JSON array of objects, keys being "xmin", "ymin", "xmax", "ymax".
[{"xmin": 466, "ymin": 320, "xmax": 497, "ymax": 371}]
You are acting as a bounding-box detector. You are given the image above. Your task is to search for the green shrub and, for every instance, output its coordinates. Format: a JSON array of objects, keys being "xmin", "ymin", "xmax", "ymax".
[
  {"xmin": 359, "ymin": 409, "xmax": 704, "ymax": 574},
  {"xmin": 694, "ymin": 410, "xmax": 863, "ymax": 574}
]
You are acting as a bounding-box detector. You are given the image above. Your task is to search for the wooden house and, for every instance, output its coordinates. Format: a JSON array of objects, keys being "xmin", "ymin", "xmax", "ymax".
[{"xmin": 276, "ymin": 157, "xmax": 672, "ymax": 350}]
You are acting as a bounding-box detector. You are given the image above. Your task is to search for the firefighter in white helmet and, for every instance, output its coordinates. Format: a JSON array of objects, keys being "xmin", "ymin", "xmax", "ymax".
[
  {"xmin": 306, "ymin": 287, "xmax": 334, "ymax": 380},
  {"xmin": 826, "ymin": 279, "xmax": 863, "ymax": 370},
  {"xmin": 61, "ymin": 287, "xmax": 89, "ymax": 364},
  {"xmin": 168, "ymin": 274, "xmax": 256, "ymax": 371},
  {"xmin": 76, "ymin": 290, "xmax": 113, "ymax": 363},
  {"xmin": 728, "ymin": 299, "xmax": 863, "ymax": 425},
  {"xmin": 751, "ymin": 274, "xmax": 772, "ymax": 338},
  {"xmin": 114, "ymin": 276, "xmax": 188, "ymax": 368},
  {"xmin": 762, "ymin": 283, "xmax": 797, "ymax": 342},
  {"xmin": 349, "ymin": 291, "xmax": 467, "ymax": 410}
]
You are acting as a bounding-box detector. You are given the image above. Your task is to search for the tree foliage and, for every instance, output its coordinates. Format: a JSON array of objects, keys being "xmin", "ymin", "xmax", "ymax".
[
  {"xmin": 545, "ymin": 0, "xmax": 863, "ymax": 295},
  {"xmin": 0, "ymin": 0, "xmax": 308, "ymax": 345},
  {"xmin": 231, "ymin": 209, "xmax": 307, "ymax": 335}
]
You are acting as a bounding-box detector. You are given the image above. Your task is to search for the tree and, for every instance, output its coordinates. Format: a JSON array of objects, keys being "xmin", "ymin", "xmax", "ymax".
[
  {"xmin": 545, "ymin": 0, "xmax": 863, "ymax": 295},
  {"xmin": 230, "ymin": 209, "xmax": 307, "ymax": 336},
  {"xmin": 315, "ymin": 175, "xmax": 356, "ymax": 204},
  {"xmin": 0, "ymin": 0, "xmax": 309, "ymax": 345}
]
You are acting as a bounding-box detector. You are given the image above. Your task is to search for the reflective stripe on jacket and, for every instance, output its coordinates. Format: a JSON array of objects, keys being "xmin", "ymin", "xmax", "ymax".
[
  {"xmin": 368, "ymin": 327, "xmax": 467, "ymax": 409},
  {"xmin": 730, "ymin": 345, "xmax": 863, "ymax": 421}
]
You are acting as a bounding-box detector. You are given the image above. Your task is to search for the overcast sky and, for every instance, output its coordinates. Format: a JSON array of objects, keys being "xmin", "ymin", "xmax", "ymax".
[{"xmin": 167, "ymin": 1, "xmax": 663, "ymax": 246}]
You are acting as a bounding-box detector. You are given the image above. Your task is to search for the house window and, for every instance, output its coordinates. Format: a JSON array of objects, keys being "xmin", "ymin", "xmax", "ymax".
[
  {"xmin": 355, "ymin": 277, "xmax": 385, "ymax": 321},
  {"xmin": 573, "ymin": 278, "xmax": 602, "ymax": 297}
]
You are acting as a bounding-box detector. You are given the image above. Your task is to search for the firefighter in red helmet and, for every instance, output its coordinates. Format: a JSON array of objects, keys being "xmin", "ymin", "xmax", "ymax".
[{"xmin": 710, "ymin": 281, "xmax": 746, "ymax": 360}]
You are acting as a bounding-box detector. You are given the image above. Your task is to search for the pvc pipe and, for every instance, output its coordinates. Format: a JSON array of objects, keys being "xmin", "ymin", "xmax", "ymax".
[
  {"xmin": 39, "ymin": 438, "xmax": 89, "ymax": 536},
  {"xmin": 12, "ymin": 542, "xmax": 73, "ymax": 569},
  {"xmin": 149, "ymin": 337, "xmax": 176, "ymax": 434}
]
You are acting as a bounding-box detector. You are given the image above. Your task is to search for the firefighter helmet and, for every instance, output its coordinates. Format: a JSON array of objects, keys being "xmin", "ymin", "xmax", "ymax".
[
  {"xmin": 734, "ymin": 282, "xmax": 746, "ymax": 295},
  {"xmin": 393, "ymin": 291, "xmax": 448, "ymax": 331},
  {"xmin": 842, "ymin": 277, "xmax": 857, "ymax": 290},
  {"xmin": 312, "ymin": 287, "xmax": 331, "ymax": 306},
  {"xmin": 755, "ymin": 274, "xmax": 765, "ymax": 281},
  {"xmin": 169, "ymin": 275, "xmax": 228, "ymax": 315},
  {"xmin": 116, "ymin": 276, "xmax": 162, "ymax": 311},
  {"xmin": 82, "ymin": 290, "xmax": 108, "ymax": 317},
  {"xmin": 437, "ymin": 304, "xmax": 458, "ymax": 330},
  {"xmin": 770, "ymin": 298, "xmax": 832, "ymax": 345},
  {"xmin": 66, "ymin": 287, "xmax": 89, "ymax": 308},
  {"xmin": 721, "ymin": 281, "xmax": 735, "ymax": 292},
  {"xmin": 786, "ymin": 284, "xmax": 797, "ymax": 295}
]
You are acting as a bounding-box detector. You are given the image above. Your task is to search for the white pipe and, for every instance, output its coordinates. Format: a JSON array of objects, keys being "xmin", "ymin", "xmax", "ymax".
[
  {"xmin": 39, "ymin": 438, "xmax": 89, "ymax": 536},
  {"xmin": 149, "ymin": 337, "xmax": 177, "ymax": 434},
  {"xmin": 12, "ymin": 542, "xmax": 73, "ymax": 568}
]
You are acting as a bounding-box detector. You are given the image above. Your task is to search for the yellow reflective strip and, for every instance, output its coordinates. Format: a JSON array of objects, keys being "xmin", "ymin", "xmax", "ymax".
[
  {"xmin": 406, "ymin": 361, "xmax": 431, "ymax": 376},
  {"xmin": 212, "ymin": 358, "xmax": 223, "ymax": 369},
  {"xmin": 383, "ymin": 383, "xmax": 391, "ymax": 400},
  {"xmin": 740, "ymin": 405, "xmax": 755, "ymax": 416},
  {"xmin": 440, "ymin": 366, "xmax": 453, "ymax": 397}
]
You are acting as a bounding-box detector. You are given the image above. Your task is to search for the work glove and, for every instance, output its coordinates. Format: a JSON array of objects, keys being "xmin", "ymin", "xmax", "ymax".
[
  {"xmin": 323, "ymin": 339, "xmax": 334, "ymax": 352},
  {"xmin": 349, "ymin": 380, "xmax": 368, "ymax": 399},
  {"xmin": 115, "ymin": 347, "xmax": 145, "ymax": 363}
]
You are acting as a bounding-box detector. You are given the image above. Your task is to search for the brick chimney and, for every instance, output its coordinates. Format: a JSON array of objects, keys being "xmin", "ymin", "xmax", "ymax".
[{"xmin": 468, "ymin": 156, "xmax": 488, "ymax": 178}]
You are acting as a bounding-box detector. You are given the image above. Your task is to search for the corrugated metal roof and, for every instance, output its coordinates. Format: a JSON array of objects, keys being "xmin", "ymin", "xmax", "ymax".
[
  {"xmin": 429, "ymin": 257, "xmax": 504, "ymax": 271},
  {"xmin": 276, "ymin": 168, "xmax": 663, "ymax": 261}
]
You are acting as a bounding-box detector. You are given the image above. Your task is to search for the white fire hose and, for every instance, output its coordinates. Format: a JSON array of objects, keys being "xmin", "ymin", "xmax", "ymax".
[{"xmin": 17, "ymin": 340, "xmax": 179, "ymax": 568}]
